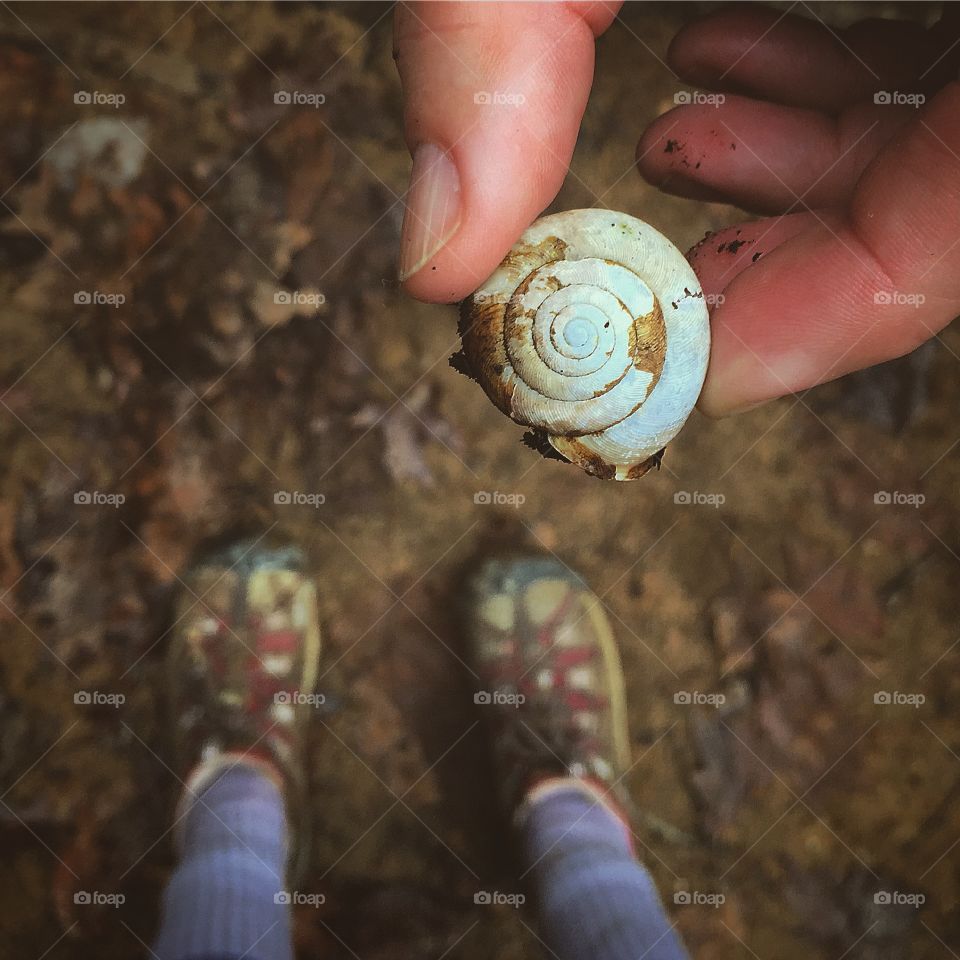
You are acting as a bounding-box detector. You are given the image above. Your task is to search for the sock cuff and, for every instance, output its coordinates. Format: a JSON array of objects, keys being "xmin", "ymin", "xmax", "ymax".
[
  {"xmin": 175, "ymin": 752, "xmax": 285, "ymax": 854},
  {"xmin": 515, "ymin": 776, "xmax": 634, "ymax": 848}
]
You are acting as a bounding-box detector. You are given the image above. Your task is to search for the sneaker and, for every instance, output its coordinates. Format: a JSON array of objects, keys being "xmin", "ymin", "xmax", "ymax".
[
  {"xmin": 465, "ymin": 554, "xmax": 631, "ymax": 818},
  {"xmin": 166, "ymin": 538, "xmax": 321, "ymax": 874}
]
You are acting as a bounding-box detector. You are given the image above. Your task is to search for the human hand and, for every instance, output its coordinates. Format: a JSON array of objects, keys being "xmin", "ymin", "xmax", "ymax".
[
  {"xmin": 394, "ymin": 3, "xmax": 960, "ymax": 416},
  {"xmin": 637, "ymin": 4, "xmax": 960, "ymax": 414}
]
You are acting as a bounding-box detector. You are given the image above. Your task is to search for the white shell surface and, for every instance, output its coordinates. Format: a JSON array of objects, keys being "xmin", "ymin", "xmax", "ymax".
[{"xmin": 464, "ymin": 209, "xmax": 710, "ymax": 479}]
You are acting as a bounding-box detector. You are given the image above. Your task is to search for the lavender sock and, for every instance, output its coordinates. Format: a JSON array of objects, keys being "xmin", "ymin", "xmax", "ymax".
[
  {"xmin": 520, "ymin": 783, "xmax": 689, "ymax": 960},
  {"xmin": 152, "ymin": 765, "xmax": 293, "ymax": 960}
]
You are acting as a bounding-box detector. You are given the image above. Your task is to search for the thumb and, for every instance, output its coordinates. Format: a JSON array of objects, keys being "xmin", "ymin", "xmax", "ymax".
[{"xmin": 394, "ymin": 2, "xmax": 619, "ymax": 303}]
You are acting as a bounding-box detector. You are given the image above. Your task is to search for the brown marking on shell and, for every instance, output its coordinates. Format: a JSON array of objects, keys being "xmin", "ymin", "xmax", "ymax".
[
  {"xmin": 499, "ymin": 235, "xmax": 568, "ymax": 286},
  {"xmin": 593, "ymin": 369, "xmax": 630, "ymax": 398},
  {"xmin": 547, "ymin": 436, "xmax": 617, "ymax": 480},
  {"xmin": 628, "ymin": 299, "xmax": 666, "ymax": 387},
  {"xmin": 625, "ymin": 448, "xmax": 665, "ymax": 479},
  {"xmin": 459, "ymin": 296, "xmax": 514, "ymax": 412},
  {"xmin": 586, "ymin": 297, "xmax": 666, "ymax": 401},
  {"xmin": 460, "ymin": 236, "xmax": 570, "ymax": 416}
]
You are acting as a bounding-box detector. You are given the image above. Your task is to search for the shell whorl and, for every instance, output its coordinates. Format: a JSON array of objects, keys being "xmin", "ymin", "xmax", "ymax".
[{"xmin": 460, "ymin": 210, "xmax": 710, "ymax": 480}]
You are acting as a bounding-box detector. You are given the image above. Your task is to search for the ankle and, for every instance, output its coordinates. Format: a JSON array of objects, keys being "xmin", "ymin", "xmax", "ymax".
[
  {"xmin": 175, "ymin": 750, "xmax": 286, "ymax": 846},
  {"xmin": 516, "ymin": 775, "xmax": 635, "ymax": 848}
]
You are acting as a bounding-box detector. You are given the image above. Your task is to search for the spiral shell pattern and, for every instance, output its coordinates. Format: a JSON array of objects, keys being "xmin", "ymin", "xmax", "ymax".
[{"xmin": 460, "ymin": 209, "xmax": 710, "ymax": 480}]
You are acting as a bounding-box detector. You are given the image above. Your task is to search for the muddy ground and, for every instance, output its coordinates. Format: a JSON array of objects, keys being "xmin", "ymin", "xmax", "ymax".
[{"xmin": 1, "ymin": 2, "xmax": 958, "ymax": 958}]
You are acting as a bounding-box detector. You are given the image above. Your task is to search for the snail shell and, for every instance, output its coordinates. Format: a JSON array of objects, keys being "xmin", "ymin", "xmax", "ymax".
[{"xmin": 459, "ymin": 209, "xmax": 710, "ymax": 480}]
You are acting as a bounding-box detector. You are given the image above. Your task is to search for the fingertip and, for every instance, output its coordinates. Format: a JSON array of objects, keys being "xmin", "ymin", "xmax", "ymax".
[
  {"xmin": 399, "ymin": 236, "xmax": 500, "ymax": 305},
  {"xmin": 399, "ymin": 260, "xmax": 466, "ymax": 305},
  {"xmin": 665, "ymin": 4, "xmax": 767, "ymax": 87},
  {"xmin": 635, "ymin": 108, "xmax": 723, "ymax": 198},
  {"xmin": 664, "ymin": 10, "xmax": 717, "ymax": 85}
]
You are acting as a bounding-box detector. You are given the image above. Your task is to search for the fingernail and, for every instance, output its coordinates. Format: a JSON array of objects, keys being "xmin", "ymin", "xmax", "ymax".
[{"xmin": 398, "ymin": 142, "xmax": 461, "ymax": 281}]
